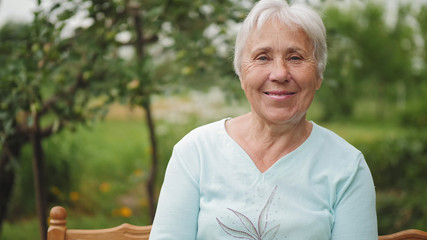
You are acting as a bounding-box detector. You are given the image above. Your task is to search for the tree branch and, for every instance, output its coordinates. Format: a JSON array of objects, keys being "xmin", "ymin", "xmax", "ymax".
[
  {"xmin": 39, "ymin": 72, "xmax": 85, "ymax": 116},
  {"xmin": 40, "ymin": 121, "xmax": 67, "ymax": 139},
  {"xmin": 117, "ymin": 35, "xmax": 159, "ymax": 47}
]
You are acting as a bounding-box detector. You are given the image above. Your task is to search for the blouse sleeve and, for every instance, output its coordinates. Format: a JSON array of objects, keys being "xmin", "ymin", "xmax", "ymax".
[
  {"xmin": 149, "ymin": 146, "xmax": 200, "ymax": 239},
  {"xmin": 331, "ymin": 154, "xmax": 378, "ymax": 240}
]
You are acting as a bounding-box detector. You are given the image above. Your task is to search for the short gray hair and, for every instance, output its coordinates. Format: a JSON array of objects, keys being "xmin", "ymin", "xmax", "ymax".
[{"xmin": 233, "ymin": 0, "xmax": 327, "ymax": 79}]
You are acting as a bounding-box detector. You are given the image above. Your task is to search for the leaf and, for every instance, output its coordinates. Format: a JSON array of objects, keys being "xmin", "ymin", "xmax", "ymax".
[
  {"xmin": 258, "ymin": 186, "xmax": 277, "ymax": 236},
  {"xmin": 49, "ymin": 3, "xmax": 61, "ymax": 12},
  {"xmin": 228, "ymin": 208, "xmax": 259, "ymax": 238},
  {"xmin": 262, "ymin": 224, "xmax": 280, "ymax": 240},
  {"xmin": 216, "ymin": 218, "xmax": 257, "ymax": 240},
  {"xmin": 27, "ymin": 115, "xmax": 34, "ymax": 128},
  {"xmin": 52, "ymin": 118, "xmax": 60, "ymax": 134}
]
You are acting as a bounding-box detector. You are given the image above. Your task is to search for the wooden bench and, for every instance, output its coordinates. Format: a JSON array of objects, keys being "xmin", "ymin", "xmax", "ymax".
[
  {"xmin": 379, "ymin": 229, "xmax": 427, "ymax": 240},
  {"xmin": 47, "ymin": 206, "xmax": 151, "ymax": 240},
  {"xmin": 48, "ymin": 206, "xmax": 427, "ymax": 240}
]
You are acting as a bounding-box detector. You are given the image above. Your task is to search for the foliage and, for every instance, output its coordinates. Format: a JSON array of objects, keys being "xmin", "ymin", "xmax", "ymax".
[
  {"xmin": 0, "ymin": 1, "xmax": 130, "ymax": 236},
  {"xmin": 4, "ymin": 118, "xmax": 191, "ymax": 227},
  {"xmin": 358, "ymin": 131, "xmax": 427, "ymax": 234},
  {"xmin": 7, "ymin": 121, "xmax": 147, "ymax": 217},
  {"xmin": 0, "ymin": 0, "xmax": 254, "ymax": 234},
  {"xmin": 398, "ymin": 99, "xmax": 427, "ymax": 129},
  {"xmin": 320, "ymin": 2, "xmax": 426, "ymax": 121}
]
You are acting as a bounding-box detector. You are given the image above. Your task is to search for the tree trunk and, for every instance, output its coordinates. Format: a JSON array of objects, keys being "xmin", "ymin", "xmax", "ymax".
[
  {"xmin": 0, "ymin": 132, "xmax": 26, "ymax": 236},
  {"xmin": 143, "ymin": 100, "xmax": 158, "ymax": 222},
  {"xmin": 29, "ymin": 113, "xmax": 48, "ymax": 240},
  {"xmin": 132, "ymin": 5, "xmax": 159, "ymax": 222},
  {"xmin": 0, "ymin": 149, "xmax": 16, "ymax": 236}
]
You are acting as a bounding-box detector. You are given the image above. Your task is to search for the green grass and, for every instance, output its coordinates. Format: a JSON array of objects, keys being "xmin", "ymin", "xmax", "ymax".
[
  {"xmin": 2, "ymin": 119, "xmax": 185, "ymax": 240},
  {"xmin": 322, "ymin": 122, "xmax": 406, "ymax": 144},
  {"xmin": 2, "ymin": 218, "xmax": 40, "ymax": 240}
]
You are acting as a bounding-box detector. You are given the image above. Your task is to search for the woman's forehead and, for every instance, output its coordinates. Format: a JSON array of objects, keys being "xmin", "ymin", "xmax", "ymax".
[{"xmin": 245, "ymin": 20, "xmax": 313, "ymax": 53}]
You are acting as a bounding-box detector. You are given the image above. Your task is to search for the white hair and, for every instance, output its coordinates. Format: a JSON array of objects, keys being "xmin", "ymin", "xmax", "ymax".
[{"xmin": 233, "ymin": 0, "xmax": 327, "ymax": 79}]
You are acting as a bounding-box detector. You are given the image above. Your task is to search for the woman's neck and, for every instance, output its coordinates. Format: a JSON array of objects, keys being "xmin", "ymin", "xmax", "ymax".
[{"xmin": 225, "ymin": 112, "xmax": 313, "ymax": 172}]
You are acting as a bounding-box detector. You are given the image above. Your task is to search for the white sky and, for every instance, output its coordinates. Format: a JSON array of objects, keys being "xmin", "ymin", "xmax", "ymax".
[
  {"xmin": 1, "ymin": 0, "xmax": 425, "ymax": 29},
  {"xmin": 0, "ymin": 0, "xmax": 36, "ymax": 27}
]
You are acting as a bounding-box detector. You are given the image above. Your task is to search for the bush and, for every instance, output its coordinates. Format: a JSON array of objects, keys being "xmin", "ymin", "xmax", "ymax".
[
  {"xmin": 399, "ymin": 101, "xmax": 427, "ymax": 129},
  {"xmin": 358, "ymin": 132, "xmax": 427, "ymax": 234},
  {"xmin": 7, "ymin": 130, "xmax": 80, "ymax": 220},
  {"xmin": 5, "ymin": 118, "xmax": 196, "ymax": 224}
]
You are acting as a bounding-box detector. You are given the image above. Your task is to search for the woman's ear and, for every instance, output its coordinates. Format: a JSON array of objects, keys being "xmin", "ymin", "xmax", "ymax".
[
  {"xmin": 238, "ymin": 73, "xmax": 245, "ymax": 90},
  {"xmin": 316, "ymin": 77, "xmax": 323, "ymax": 90}
]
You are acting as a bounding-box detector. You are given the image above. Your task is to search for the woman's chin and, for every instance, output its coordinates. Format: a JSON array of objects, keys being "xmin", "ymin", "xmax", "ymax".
[{"xmin": 254, "ymin": 111, "xmax": 305, "ymax": 126}]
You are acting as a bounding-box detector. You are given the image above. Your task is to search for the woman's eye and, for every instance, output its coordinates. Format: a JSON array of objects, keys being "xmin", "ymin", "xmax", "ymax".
[
  {"xmin": 289, "ymin": 56, "xmax": 302, "ymax": 61},
  {"xmin": 257, "ymin": 56, "xmax": 268, "ymax": 61}
]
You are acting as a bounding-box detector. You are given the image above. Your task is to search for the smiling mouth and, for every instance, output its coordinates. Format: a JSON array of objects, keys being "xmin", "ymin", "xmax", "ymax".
[{"xmin": 264, "ymin": 92, "xmax": 296, "ymax": 96}]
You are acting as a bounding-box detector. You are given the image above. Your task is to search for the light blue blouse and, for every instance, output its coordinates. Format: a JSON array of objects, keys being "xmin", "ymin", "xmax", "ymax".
[{"xmin": 150, "ymin": 119, "xmax": 377, "ymax": 239}]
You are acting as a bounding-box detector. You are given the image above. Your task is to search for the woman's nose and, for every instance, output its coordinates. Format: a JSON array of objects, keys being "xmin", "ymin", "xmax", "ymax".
[{"xmin": 269, "ymin": 59, "xmax": 289, "ymax": 82}]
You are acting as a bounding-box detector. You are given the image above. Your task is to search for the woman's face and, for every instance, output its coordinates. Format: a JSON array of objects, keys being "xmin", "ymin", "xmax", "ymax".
[{"xmin": 240, "ymin": 19, "xmax": 322, "ymax": 126}]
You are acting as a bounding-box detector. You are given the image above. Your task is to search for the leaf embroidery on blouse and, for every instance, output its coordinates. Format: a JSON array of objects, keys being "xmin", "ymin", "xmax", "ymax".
[{"xmin": 216, "ymin": 186, "xmax": 280, "ymax": 240}]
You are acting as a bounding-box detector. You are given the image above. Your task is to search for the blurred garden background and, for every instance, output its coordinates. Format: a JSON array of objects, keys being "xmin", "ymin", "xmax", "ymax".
[{"xmin": 0, "ymin": 0, "xmax": 426, "ymax": 239}]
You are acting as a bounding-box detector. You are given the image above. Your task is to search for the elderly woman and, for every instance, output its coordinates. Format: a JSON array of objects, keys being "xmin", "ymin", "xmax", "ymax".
[{"xmin": 150, "ymin": 0, "xmax": 377, "ymax": 239}]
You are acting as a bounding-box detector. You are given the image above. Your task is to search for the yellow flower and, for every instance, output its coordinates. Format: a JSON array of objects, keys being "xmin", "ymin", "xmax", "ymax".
[
  {"xmin": 70, "ymin": 192, "xmax": 80, "ymax": 202},
  {"xmin": 119, "ymin": 207, "xmax": 132, "ymax": 218},
  {"xmin": 133, "ymin": 169, "xmax": 144, "ymax": 177},
  {"xmin": 99, "ymin": 182, "xmax": 111, "ymax": 193},
  {"xmin": 145, "ymin": 146, "xmax": 153, "ymax": 155},
  {"xmin": 139, "ymin": 198, "xmax": 149, "ymax": 207}
]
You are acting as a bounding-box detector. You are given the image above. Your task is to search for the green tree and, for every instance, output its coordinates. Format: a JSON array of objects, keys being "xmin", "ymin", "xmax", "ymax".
[
  {"xmin": 320, "ymin": 2, "xmax": 419, "ymax": 121},
  {"xmin": 397, "ymin": 3, "xmax": 427, "ymax": 129},
  {"xmin": 79, "ymin": 0, "xmax": 251, "ymax": 220},
  {"xmin": 0, "ymin": 9, "xmax": 118, "ymax": 240},
  {"xmin": 0, "ymin": 0, "xmax": 251, "ymax": 238}
]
